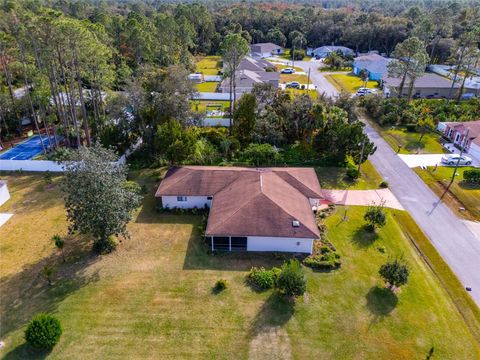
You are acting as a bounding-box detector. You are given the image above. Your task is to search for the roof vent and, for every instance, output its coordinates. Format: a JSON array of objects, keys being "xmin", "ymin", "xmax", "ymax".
[{"xmin": 292, "ymin": 220, "xmax": 300, "ymax": 227}]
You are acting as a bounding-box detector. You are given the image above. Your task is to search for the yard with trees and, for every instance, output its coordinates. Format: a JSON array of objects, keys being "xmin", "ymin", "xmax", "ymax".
[{"xmin": 1, "ymin": 171, "xmax": 480, "ymax": 359}]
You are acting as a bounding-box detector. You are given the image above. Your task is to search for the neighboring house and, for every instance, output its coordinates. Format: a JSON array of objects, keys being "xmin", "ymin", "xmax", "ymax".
[
  {"xmin": 441, "ymin": 120, "xmax": 480, "ymax": 159},
  {"xmin": 352, "ymin": 54, "xmax": 392, "ymax": 81},
  {"xmin": 219, "ymin": 56, "xmax": 279, "ymax": 94},
  {"xmin": 308, "ymin": 46, "xmax": 354, "ymax": 58},
  {"xmin": 382, "ymin": 73, "xmax": 459, "ymax": 99},
  {"xmin": 250, "ymin": 42, "xmax": 284, "ymax": 58},
  {"xmin": 0, "ymin": 180, "xmax": 10, "ymax": 207},
  {"xmin": 156, "ymin": 166, "xmax": 324, "ymax": 253}
]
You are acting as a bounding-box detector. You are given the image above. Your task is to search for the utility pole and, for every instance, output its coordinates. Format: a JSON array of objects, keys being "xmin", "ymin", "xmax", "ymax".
[
  {"xmin": 444, "ymin": 128, "xmax": 469, "ymax": 195},
  {"xmin": 307, "ymin": 68, "xmax": 311, "ymax": 92},
  {"xmin": 357, "ymin": 138, "xmax": 366, "ymax": 173},
  {"xmin": 292, "ymin": 43, "xmax": 295, "ymax": 69}
]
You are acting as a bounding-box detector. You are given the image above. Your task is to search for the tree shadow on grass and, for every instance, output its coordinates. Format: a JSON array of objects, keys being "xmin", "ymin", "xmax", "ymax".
[
  {"xmin": 366, "ymin": 286, "xmax": 398, "ymax": 324},
  {"xmin": 249, "ymin": 292, "xmax": 295, "ymax": 337},
  {"xmin": 2, "ymin": 343, "xmax": 52, "ymax": 360},
  {"xmin": 352, "ymin": 225, "xmax": 379, "ymax": 248},
  {"xmin": 0, "ymin": 236, "xmax": 100, "ymax": 341}
]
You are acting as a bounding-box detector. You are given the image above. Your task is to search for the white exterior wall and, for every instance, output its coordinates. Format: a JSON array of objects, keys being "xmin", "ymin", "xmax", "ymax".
[
  {"xmin": 161, "ymin": 195, "xmax": 212, "ymax": 209},
  {"xmin": 202, "ymin": 118, "xmax": 230, "ymax": 127},
  {"xmin": 0, "ymin": 160, "xmax": 65, "ymax": 172},
  {"xmin": 0, "ymin": 181, "xmax": 10, "ymax": 207},
  {"xmin": 247, "ymin": 236, "xmax": 313, "ymax": 254}
]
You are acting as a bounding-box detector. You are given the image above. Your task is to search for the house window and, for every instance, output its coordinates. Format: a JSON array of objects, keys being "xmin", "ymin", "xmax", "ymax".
[
  {"xmin": 448, "ymin": 129, "xmax": 454, "ymax": 138},
  {"xmin": 207, "ymin": 196, "xmax": 213, "ymax": 200},
  {"xmin": 177, "ymin": 196, "xmax": 187, "ymax": 202},
  {"xmin": 455, "ymin": 134, "xmax": 460, "ymax": 143}
]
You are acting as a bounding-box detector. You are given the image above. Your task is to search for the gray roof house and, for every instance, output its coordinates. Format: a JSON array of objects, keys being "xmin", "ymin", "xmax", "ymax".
[
  {"xmin": 309, "ymin": 46, "xmax": 354, "ymax": 58},
  {"xmin": 383, "ymin": 73, "xmax": 460, "ymax": 99},
  {"xmin": 250, "ymin": 43, "xmax": 284, "ymax": 58},
  {"xmin": 219, "ymin": 56, "xmax": 279, "ymax": 94}
]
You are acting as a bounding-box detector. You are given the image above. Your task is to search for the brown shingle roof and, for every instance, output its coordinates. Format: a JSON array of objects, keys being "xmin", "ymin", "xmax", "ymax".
[{"xmin": 156, "ymin": 166, "xmax": 323, "ymax": 239}]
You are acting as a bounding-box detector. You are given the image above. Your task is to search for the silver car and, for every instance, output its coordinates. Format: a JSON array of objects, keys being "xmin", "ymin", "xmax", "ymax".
[{"xmin": 441, "ymin": 154, "xmax": 473, "ymax": 166}]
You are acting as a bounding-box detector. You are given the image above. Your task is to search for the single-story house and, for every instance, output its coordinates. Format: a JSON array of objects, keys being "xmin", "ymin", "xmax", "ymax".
[
  {"xmin": 353, "ymin": 54, "xmax": 392, "ymax": 81},
  {"xmin": 156, "ymin": 166, "xmax": 324, "ymax": 253},
  {"xmin": 382, "ymin": 73, "xmax": 459, "ymax": 99},
  {"xmin": 250, "ymin": 42, "xmax": 284, "ymax": 58},
  {"xmin": 441, "ymin": 120, "xmax": 480, "ymax": 159},
  {"xmin": 308, "ymin": 46, "xmax": 354, "ymax": 58},
  {"xmin": 219, "ymin": 56, "xmax": 279, "ymax": 94},
  {"xmin": 0, "ymin": 180, "xmax": 10, "ymax": 207}
]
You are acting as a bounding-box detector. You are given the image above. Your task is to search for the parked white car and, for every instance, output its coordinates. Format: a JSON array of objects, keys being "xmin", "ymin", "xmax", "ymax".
[
  {"xmin": 281, "ymin": 68, "xmax": 295, "ymax": 74},
  {"xmin": 441, "ymin": 154, "xmax": 473, "ymax": 165}
]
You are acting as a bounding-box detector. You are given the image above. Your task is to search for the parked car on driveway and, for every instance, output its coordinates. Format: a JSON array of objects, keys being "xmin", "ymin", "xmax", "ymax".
[
  {"xmin": 441, "ymin": 154, "xmax": 473, "ymax": 165},
  {"xmin": 281, "ymin": 68, "xmax": 295, "ymax": 74},
  {"xmin": 286, "ymin": 81, "xmax": 300, "ymax": 88}
]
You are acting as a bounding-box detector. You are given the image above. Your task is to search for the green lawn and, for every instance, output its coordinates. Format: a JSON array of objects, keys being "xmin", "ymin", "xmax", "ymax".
[
  {"xmin": 1, "ymin": 171, "xmax": 479, "ymax": 359},
  {"xmin": 414, "ymin": 166, "xmax": 480, "ymax": 221},
  {"xmin": 285, "ymin": 88, "xmax": 317, "ymax": 99},
  {"xmin": 325, "ymin": 73, "xmax": 379, "ymax": 93},
  {"xmin": 190, "ymin": 100, "xmax": 230, "ymax": 114},
  {"xmin": 378, "ymin": 126, "xmax": 446, "ymax": 154},
  {"xmin": 315, "ymin": 160, "xmax": 384, "ymax": 190},
  {"xmin": 280, "ymin": 73, "xmax": 309, "ymax": 84},
  {"xmin": 278, "ymin": 49, "xmax": 312, "ymax": 62},
  {"xmin": 275, "ymin": 64, "xmax": 304, "ymax": 72},
  {"xmin": 195, "ymin": 82, "xmax": 219, "ymax": 92},
  {"xmin": 196, "ymin": 55, "xmax": 222, "ymax": 75},
  {"xmin": 320, "ymin": 66, "xmax": 352, "ymax": 72}
]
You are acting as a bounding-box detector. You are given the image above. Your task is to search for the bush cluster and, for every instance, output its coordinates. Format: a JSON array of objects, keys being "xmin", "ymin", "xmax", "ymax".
[
  {"xmin": 346, "ymin": 167, "xmax": 359, "ymax": 180},
  {"xmin": 247, "ymin": 266, "xmax": 280, "ymax": 290},
  {"xmin": 214, "ymin": 279, "xmax": 228, "ymax": 291},
  {"xmin": 464, "ymin": 169, "xmax": 480, "ymax": 184},
  {"xmin": 276, "ymin": 259, "xmax": 306, "ymax": 297},
  {"xmin": 25, "ymin": 313, "xmax": 62, "ymax": 349},
  {"xmin": 304, "ymin": 245, "xmax": 341, "ymax": 269}
]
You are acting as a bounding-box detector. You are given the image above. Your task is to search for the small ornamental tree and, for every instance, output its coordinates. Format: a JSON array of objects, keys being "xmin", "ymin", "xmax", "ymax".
[
  {"xmin": 25, "ymin": 313, "xmax": 62, "ymax": 349},
  {"xmin": 275, "ymin": 259, "xmax": 306, "ymax": 297},
  {"xmin": 52, "ymin": 234, "xmax": 65, "ymax": 262},
  {"xmin": 61, "ymin": 143, "xmax": 142, "ymax": 254},
  {"xmin": 379, "ymin": 258, "xmax": 410, "ymax": 290},
  {"xmin": 364, "ymin": 205, "xmax": 387, "ymax": 231},
  {"xmin": 416, "ymin": 116, "xmax": 435, "ymax": 142}
]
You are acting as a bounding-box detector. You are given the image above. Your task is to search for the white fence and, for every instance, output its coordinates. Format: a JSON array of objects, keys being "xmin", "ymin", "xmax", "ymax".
[
  {"xmin": 204, "ymin": 75, "xmax": 222, "ymax": 82},
  {"xmin": 0, "ymin": 181, "xmax": 10, "ymax": 206},
  {"xmin": 193, "ymin": 92, "xmax": 231, "ymax": 101},
  {"xmin": 202, "ymin": 118, "xmax": 230, "ymax": 127},
  {"xmin": 0, "ymin": 140, "xmax": 142, "ymax": 172}
]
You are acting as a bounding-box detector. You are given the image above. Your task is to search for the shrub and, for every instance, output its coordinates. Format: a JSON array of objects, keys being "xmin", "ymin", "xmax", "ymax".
[
  {"xmin": 379, "ymin": 258, "xmax": 410, "ymax": 290},
  {"xmin": 25, "ymin": 313, "xmax": 62, "ymax": 349},
  {"xmin": 43, "ymin": 171, "xmax": 53, "ymax": 185},
  {"xmin": 346, "ymin": 167, "xmax": 359, "ymax": 180},
  {"xmin": 291, "ymin": 49, "xmax": 305, "ymax": 60},
  {"xmin": 93, "ymin": 236, "xmax": 117, "ymax": 254},
  {"xmin": 276, "ymin": 259, "xmax": 306, "ymax": 297},
  {"xmin": 379, "ymin": 181, "xmax": 389, "ymax": 188},
  {"xmin": 464, "ymin": 169, "xmax": 480, "ymax": 184},
  {"xmin": 303, "ymin": 245, "xmax": 341, "ymax": 269},
  {"xmin": 405, "ymin": 124, "xmax": 416, "ymax": 132},
  {"xmin": 241, "ymin": 143, "xmax": 282, "ymax": 166},
  {"xmin": 364, "ymin": 205, "xmax": 387, "ymax": 231},
  {"xmin": 214, "ymin": 279, "xmax": 228, "ymax": 292},
  {"xmin": 248, "ymin": 266, "xmax": 280, "ymax": 290}
]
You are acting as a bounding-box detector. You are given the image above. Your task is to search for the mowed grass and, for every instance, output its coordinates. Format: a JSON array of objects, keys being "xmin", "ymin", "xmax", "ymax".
[
  {"xmin": 196, "ymin": 55, "xmax": 222, "ymax": 75},
  {"xmin": 280, "ymin": 73, "xmax": 309, "ymax": 84},
  {"xmin": 285, "ymin": 88, "xmax": 317, "ymax": 99},
  {"xmin": 377, "ymin": 126, "xmax": 446, "ymax": 154},
  {"xmin": 190, "ymin": 100, "xmax": 230, "ymax": 114},
  {"xmin": 1, "ymin": 171, "xmax": 479, "ymax": 359},
  {"xmin": 315, "ymin": 160, "xmax": 384, "ymax": 190},
  {"xmin": 195, "ymin": 81, "xmax": 219, "ymax": 92},
  {"xmin": 325, "ymin": 73, "xmax": 379, "ymax": 93},
  {"xmin": 414, "ymin": 166, "xmax": 480, "ymax": 220}
]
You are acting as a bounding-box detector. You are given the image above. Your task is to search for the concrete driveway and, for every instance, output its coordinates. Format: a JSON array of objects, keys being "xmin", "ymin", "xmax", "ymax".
[
  {"xmin": 398, "ymin": 154, "xmax": 480, "ymax": 168},
  {"xmin": 361, "ymin": 116, "xmax": 480, "ymax": 306},
  {"xmin": 322, "ymin": 189, "xmax": 404, "ymax": 210}
]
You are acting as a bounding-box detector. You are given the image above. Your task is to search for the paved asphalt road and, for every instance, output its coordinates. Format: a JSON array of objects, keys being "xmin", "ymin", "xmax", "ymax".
[
  {"xmin": 283, "ymin": 57, "xmax": 480, "ymax": 306},
  {"xmin": 362, "ymin": 118, "xmax": 480, "ymax": 306},
  {"xmin": 295, "ymin": 60, "xmax": 340, "ymax": 98}
]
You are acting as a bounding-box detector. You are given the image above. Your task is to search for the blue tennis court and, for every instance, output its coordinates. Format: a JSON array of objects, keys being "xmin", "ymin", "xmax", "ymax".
[{"xmin": 0, "ymin": 135, "xmax": 58, "ymax": 160}]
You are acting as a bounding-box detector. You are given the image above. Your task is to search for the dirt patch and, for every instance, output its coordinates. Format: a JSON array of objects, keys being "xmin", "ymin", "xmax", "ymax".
[{"xmin": 249, "ymin": 326, "xmax": 292, "ymax": 360}]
